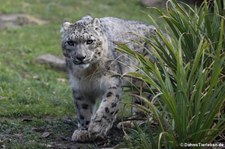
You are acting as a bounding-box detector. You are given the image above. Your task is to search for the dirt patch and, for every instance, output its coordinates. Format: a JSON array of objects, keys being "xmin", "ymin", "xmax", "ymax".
[
  {"xmin": 0, "ymin": 117, "xmax": 125, "ymax": 149},
  {"xmin": 0, "ymin": 14, "xmax": 47, "ymax": 29}
]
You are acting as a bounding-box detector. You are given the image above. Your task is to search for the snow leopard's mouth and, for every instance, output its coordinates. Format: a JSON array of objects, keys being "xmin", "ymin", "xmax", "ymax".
[
  {"xmin": 72, "ymin": 60, "xmax": 90, "ymax": 69},
  {"xmin": 78, "ymin": 63, "xmax": 90, "ymax": 69}
]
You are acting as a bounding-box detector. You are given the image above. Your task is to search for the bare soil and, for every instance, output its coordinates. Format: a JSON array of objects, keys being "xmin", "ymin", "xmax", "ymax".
[{"xmin": 0, "ymin": 117, "xmax": 125, "ymax": 149}]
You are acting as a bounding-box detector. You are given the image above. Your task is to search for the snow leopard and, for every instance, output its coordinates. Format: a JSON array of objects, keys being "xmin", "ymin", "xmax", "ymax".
[{"xmin": 60, "ymin": 16, "xmax": 156, "ymax": 142}]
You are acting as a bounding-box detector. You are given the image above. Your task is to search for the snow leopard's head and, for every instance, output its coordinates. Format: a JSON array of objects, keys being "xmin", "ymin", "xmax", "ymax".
[{"xmin": 61, "ymin": 16, "xmax": 107, "ymax": 69}]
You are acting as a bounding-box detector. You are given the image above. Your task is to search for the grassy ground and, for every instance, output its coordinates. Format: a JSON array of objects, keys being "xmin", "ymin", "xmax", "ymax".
[{"xmin": 0, "ymin": 0, "xmax": 159, "ymax": 148}]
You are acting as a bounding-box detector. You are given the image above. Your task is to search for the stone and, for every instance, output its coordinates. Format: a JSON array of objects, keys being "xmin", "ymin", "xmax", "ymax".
[
  {"xmin": 36, "ymin": 54, "xmax": 66, "ymax": 72},
  {"xmin": 140, "ymin": 0, "xmax": 164, "ymax": 7},
  {"xmin": 0, "ymin": 14, "xmax": 47, "ymax": 29}
]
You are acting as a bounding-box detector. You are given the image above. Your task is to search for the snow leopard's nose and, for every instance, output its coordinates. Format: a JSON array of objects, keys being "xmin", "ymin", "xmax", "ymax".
[{"xmin": 76, "ymin": 55, "xmax": 86, "ymax": 62}]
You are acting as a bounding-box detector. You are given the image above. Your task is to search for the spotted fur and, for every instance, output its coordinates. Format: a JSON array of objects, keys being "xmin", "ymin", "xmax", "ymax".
[{"xmin": 61, "ymin": 16, "xmax": 156, "ymax": 142}]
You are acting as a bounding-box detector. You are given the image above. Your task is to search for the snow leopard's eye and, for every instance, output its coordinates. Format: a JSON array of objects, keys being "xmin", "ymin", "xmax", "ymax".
[
  {"xmin": 86, "ymin": 40, "xmax": 93, "ymax": 45},
  {"xmin": 67, "ymin": 41, "xmax": 76, "ymax": 46}
]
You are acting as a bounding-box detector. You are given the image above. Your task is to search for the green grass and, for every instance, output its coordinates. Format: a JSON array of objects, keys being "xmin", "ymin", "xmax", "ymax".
[
  {"xmin": 0, "ymin": 0, "xmax": 160, "ymax": 147},
  {"xmin": 0, "ymin": 0, "xmax": 158, "ymax": 117},
  {"xmin": 0, "ymin": 1, "xmax": 151, "ymax": 116}
]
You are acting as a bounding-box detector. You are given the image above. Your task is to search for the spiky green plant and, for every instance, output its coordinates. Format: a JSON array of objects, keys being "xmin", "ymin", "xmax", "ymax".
[{"xmin": 117, "ymin": 0, "xmax": 225, "ymax": 148}]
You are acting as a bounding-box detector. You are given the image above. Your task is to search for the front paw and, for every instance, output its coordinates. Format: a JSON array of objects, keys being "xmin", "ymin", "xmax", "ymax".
[
  {"xmin": 88, "ymin": 120, "xmax": 111, "ymax": 139},
  {"xmin": 71, "ymin": 129, "xmax": 91, "ymax": 142}
]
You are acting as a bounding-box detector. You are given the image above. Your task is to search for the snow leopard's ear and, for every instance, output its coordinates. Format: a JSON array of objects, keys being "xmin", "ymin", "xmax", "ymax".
[
  {"xmin": 61, "ymin": 21, "xmax": 71, "ymax": 33},
  {"xmin": 92, "ymin": 18, "xmax": 101, "ymax": 29}
]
